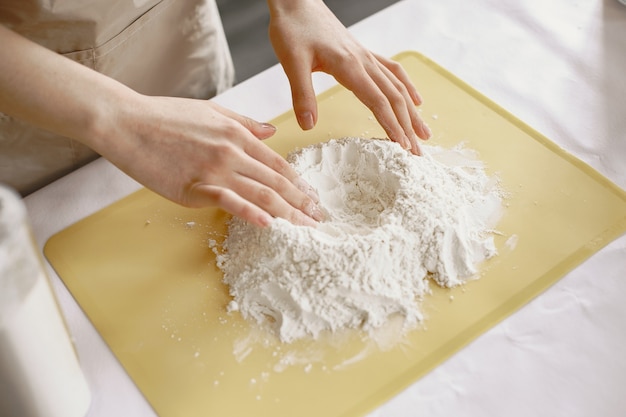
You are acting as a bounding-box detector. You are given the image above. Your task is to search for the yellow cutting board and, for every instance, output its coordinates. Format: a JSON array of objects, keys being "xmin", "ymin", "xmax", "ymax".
[{"xmin": 44, "ymin": 51, "xmax": 626, "ymax": 417}]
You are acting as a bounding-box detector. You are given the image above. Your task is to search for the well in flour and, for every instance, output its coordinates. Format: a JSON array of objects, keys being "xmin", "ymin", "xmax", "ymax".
[{"xmin": 212, "ymin": 137, "xmax": 503, "ymax": 344}]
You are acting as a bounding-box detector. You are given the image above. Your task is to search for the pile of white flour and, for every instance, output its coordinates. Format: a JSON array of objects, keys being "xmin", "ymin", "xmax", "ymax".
[{"xmin": 213, "ymin": 138, "xmax": 503, "ymax": 343}]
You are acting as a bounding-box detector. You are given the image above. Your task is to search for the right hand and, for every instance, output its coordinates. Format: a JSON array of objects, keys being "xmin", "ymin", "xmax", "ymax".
[{"xmin": 267, "ymin": 0, "xmax": 431, "ymax": 154}]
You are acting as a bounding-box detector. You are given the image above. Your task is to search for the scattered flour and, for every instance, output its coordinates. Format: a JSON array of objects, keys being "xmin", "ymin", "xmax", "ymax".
[
  {"xmin": 212, "ymin": 138, "xmax": 503, "ymax": 344},
  {"xmin": 505, "ymin": 234, "xmax": 519, "ymax": 250}
]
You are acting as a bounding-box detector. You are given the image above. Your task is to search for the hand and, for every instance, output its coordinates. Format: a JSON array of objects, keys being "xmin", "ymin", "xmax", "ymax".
[
  {"xmin": 267, "ymin": 0, "xmax": 431, "ymax": 154},
  {"xmin": 98, "ymin": 96, "xmax": 323, "ymax": 228},
  {"xmin": 0, "ymin": 26, "xmax": 321, "ymax": 228}
]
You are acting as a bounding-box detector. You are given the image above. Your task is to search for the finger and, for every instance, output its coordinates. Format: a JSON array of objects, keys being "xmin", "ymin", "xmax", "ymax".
[
  {"xmin": 331, "ymin": 63, "xmax": 410, "ymax": 149},
  {"xmin": 230, "ymin": 173, "xmax": 318, "ymax": 227},
  {"xmin": 232, "ymin": 152, "xmax": 323, "ymax": 221},
  {"xmin": 281, "ymin": 54, "xmax": 318, "ymax": 130},
  {"xmin": 207, "ymin": 101, "xmax": 278, "ymax": 140},
  {"xmin": 203, "ymin": 107, "xmax": 321, "ymax": 204},
  {"xmin": 374, "ymin": 53, "xmax": 423, "ymax": 106},
  {"xmin": 241, "ymin": 136, "xmax": 320, "ymax": 203},
  {"xmin": 353, "ymin": 63, "xmax": 417, "ymax": 151},
  {"xmin": 355, "ymin": 55, "xmax": 430, "ymax": 154},
  {"xmin": 188, "ymin": 184, "xmax": 274, "ymax": 228},
  {"xmin": 366, "ymin": 62, "xmax": 423, "ymax": 154},
  {"xmin": 184, "ymin": 138, "xmax": 320, "ymax": 226},
  {"xmin": 248, "ymin": 121, "xmax": 278, "ymax": 140},
  {"xmin": 374, "ymin": 60, "xmax": 431, "ymax": 147}
]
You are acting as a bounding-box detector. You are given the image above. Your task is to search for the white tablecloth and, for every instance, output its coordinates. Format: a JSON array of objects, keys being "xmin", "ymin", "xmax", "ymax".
[{"xmin": 25, "ymin": 1, "xmax": 626, "ymax": 416}]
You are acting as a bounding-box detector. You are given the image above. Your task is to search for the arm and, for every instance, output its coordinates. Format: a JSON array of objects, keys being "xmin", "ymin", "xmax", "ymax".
[
  {"xmin": 266, "ymin": 0, "xmax": 431, "ymax": 154},
  {"xmin": 0, "ymin": 25, "xmax": 321, "ymax": 227}
]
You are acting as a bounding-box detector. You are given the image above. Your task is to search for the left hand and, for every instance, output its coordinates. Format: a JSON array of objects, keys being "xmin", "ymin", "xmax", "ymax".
[{"xmin": 267, "ymin": 0, "xmax": 431, "ymax": 154}]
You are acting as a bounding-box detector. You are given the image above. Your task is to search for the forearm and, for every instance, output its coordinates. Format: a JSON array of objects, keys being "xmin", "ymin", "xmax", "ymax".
[
  {"xmin": 0, "ymin": 25, "xmax": 321, "ymax": 227},
  {"xmin": 0, "ymin": 25, "xmax": 138, "ymax": 154}
]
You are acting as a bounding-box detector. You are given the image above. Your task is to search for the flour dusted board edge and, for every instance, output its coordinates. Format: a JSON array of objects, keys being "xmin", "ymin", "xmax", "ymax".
[{"xmin": 43, "ymin": 51, "xmax": 626, "ymax": 417}]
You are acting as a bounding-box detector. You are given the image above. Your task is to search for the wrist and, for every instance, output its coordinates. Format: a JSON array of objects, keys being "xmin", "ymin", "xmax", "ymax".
[{"xmin": 79, "ymin": 81, "xmax": 144, "ymax": 159}]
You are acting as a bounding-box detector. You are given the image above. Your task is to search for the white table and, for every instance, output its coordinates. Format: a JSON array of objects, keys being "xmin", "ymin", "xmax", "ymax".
[{"xmin": 25, "ymin": 1, "xmax": 626, "ymax": 416}]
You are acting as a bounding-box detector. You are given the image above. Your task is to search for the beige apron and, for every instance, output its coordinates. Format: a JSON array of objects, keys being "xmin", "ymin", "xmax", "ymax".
[{"xmin": 0, "ymin": 0, "xmax": 234, "ymax": 195}]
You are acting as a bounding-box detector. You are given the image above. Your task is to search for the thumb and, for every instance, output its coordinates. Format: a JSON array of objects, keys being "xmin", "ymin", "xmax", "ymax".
[
  {"xmin": 241, "ymin": 118, "xmax": 277, "ymax": 140},
  {"xmin": 207, "ymin": 101, "xmax": 277, "ymax": 140}
]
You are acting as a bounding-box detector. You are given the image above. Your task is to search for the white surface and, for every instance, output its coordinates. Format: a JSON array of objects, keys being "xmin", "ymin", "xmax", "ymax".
[{"xmin": 24, "ymin": 1, "xmax": 626, "ymax": 416}]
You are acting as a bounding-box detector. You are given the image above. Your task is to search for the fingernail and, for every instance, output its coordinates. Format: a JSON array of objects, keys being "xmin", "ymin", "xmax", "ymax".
[
  {"xmin": 423, "ymin": 123, "xmax": 432, "ymax": 139},
  {"xmin": 304, "ymin": 200, "xmax": 325, "ymax": 222},
  {"xmin": 299, "ymin": 111, "xmax": 315, "ymax": 130},
  {"xmin": 402, "ymin": 136, "xmax": 412, "ymax": 151},
  {"xmin": 413, "ymin": 90, "xmax": 423, "ymax": 105},
  {"xmin": 312, "ymin": 206, "xmax": 326, "ymax": 222},
  {"xmin": 412, "ymin": 136, "xmax": 422, "ymax": 156},
  {"xmin": 261, "ymin": 122, "xmax": 277, "ymax": 132},
  {"xmin": 411, "ymin": 133, "xmax": 422, "ymax": 155},
  {"xmin": 257, "ymin": 211, "xmax": 274, "ymax": 227},
  {"xmin": 295, "ymin": 177, "xmax": 320, "ymax": 203}
]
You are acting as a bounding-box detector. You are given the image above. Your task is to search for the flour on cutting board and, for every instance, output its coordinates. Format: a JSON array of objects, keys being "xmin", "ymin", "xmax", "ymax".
[{"xmin": 211, "ymin": 137, "xmax": 504, "ymax": 352}]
